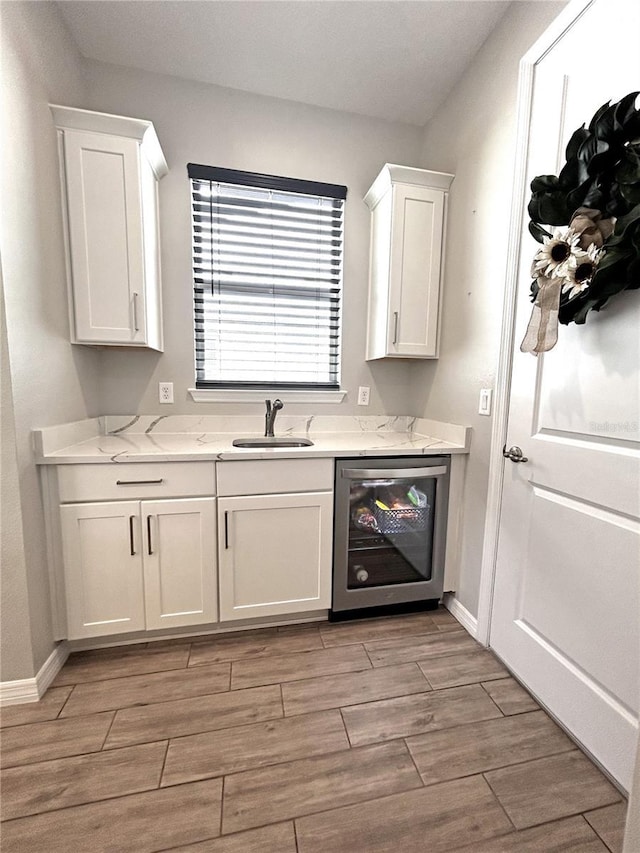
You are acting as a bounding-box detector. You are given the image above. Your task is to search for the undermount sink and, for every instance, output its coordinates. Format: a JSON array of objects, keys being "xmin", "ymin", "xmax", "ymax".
[{"xmin": 232, "ymin": 437, "xmax": 314, "ymax": 448}]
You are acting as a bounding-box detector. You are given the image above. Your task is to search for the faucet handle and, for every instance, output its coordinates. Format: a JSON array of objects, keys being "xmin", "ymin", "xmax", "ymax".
[{"xmin": 273, "ymin": 399, "xmax": 284, "ymax": 411}]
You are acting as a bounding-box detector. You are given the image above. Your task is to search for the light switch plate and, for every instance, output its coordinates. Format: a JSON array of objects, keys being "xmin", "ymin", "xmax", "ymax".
[
  {"xmin": 159, "ymin": 382, "xmax": 174, "ymax": 404},
  {"xmin": 479, "ymin": 388, "xmax": 492, "ymax": 416}
]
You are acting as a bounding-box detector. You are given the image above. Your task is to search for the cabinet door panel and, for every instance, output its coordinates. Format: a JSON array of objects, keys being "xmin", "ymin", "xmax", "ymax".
[
  {"xmin": 60, "ymin": 502, "xmax": 145, "ymax": 639},
  {"xmin": 63, "ymin": 130, "xmax": 146, "ymax": 344},
  {"xmin": 390, "ymin": 185, "xmax": 444, "ymax": 356},
  {"xmin": 143, "ymin": 498, "xmax": 217, "ymax": 630},
  {"xmin": 218, "ymin": 492, "xmax": 333, "ymax": 621}
]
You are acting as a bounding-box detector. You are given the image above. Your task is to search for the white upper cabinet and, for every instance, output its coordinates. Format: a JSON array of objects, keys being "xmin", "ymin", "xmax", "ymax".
[
  {"xmin": 51, "ymin": 105, "xmax": 167, "ymax": 350},
  {"xmin": 364, "ymin": 164, "xmax": 453, "ymax": 360}
]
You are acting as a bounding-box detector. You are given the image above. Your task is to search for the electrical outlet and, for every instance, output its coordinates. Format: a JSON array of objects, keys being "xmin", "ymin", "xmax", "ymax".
[
  {"xmin": 478, "ymin": 388, "xmax": 492, "ymax": 416},
  {"xmin": 159, "ymin": 382, "xmax": 174, "ymax": 404},
  {"xmin": 357, "ymin": 386, "xmax": 371, "ymax": 406}
]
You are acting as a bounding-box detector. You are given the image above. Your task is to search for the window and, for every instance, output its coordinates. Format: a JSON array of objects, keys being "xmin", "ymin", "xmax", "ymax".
[{"xmin": 188, "ymin": 164, "xmax": 347, "ymax": 390}]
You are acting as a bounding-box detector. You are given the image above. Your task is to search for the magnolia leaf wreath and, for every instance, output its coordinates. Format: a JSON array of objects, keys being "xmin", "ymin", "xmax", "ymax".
[{"xmin": 521, "ymin": 92, "xmax": 640, "ymax": 355}]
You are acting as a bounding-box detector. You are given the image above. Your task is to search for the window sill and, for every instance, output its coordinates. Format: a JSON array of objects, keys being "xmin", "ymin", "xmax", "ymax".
[{"xmin": 188, "ymin": 388, "xmax": 347, "ymax": 404}]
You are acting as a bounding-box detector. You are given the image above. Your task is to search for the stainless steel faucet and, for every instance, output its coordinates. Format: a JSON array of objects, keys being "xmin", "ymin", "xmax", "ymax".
[{"xmin": 264, "ymin": 398, "xmax": 284, "ymax": 437}]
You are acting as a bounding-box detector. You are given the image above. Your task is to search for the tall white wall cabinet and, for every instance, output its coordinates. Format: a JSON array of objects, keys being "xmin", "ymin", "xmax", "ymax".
[
  {"xmin": 365, "ymin": 164, "xmax": 454, "ymax": 360},
  {"xmin": 51, "ymin": 105, "xmax": 167, "ymax": 350}
]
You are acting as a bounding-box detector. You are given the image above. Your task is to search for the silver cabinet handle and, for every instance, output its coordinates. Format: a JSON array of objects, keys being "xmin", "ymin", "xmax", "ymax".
[
  {"xmin": 147, "ymin": 514, "xmax": 153, "ymax": 555},
  {"xmin": 116, "ymin": 479, "xmax": 164, "ymax": 486},
  {"xmin": 342, "ymin": 466, "xmax": 448, "ymax": 479},
  {"xmin": 502, "ymin": 445, "xmax": 529, "ymax": 463},
  {"xmin": 133, "ymin": 292, "xmax": 140, "ymax": 332},
  {"xmin": 392, "ymin": 311, "xmax": 399, "ymax": 345},
  {"xmin": 129, "ymin": 515, "xmax": 136, "ymax": 556},
  {"xmin": 224, "ymin": 511, "xmax": 229, "ymax": 550}
]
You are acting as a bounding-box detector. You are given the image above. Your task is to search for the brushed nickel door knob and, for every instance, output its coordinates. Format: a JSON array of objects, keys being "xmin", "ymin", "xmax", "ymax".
[{"xmin": 503, "ymin": 445, "xmax": 529, "ymax": 463}]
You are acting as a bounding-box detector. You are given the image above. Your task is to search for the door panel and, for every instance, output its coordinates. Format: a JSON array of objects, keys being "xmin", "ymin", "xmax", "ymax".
[
  {"xmin": 390, "ymin": 185, "xmax": 443, "ymax": 356},
  {"xmin": 521, "ymin": 487, "xmax": 638, "ymax": 711},
  {"xmin": 218, "ymin": 492, "xmax": 333, "ymax": 621},
  {"xmin": 63, "ymin": 130, "xmax": 145, "ymax": 344},
  {"xmin": 491, "ymin": 0, "xmax": 639, "ymax": 790},
  {"xmin": 60, "ymin": 502, "xmax": 145, "ymax": 639},
  {"xmin": 143, "ymin": 498, "xmax": 217, "ymax": 630}
]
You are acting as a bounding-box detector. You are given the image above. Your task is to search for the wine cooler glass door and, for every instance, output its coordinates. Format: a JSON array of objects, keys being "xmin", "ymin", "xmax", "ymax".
[{"xmin": 348, "ymin": 473, "xmax": 438, "ymax": 588}]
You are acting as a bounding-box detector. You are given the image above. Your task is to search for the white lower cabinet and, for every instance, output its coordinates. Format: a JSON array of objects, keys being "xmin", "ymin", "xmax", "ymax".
[
  {"xmin": 60, "ymin": 497, "xmax": 217, "ymax": 639},
  {"xmin": 217, "ymin": 492, "xmax": 333, "ymax": 621},
  {"xmin": 51, "ymin": 457, "xmax": 334, "ymax": 640}
]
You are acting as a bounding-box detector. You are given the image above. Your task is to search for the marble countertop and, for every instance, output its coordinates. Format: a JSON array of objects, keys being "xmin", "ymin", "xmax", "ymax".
[{"xmin": 34, "ymin": 415, "xmax": 471, "ymax": 464}]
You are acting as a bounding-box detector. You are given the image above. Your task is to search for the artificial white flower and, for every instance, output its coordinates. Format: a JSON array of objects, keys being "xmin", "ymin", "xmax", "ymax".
[
  {"xmin": 561, "ymin": 243, "xmax": 603, "ymax": 299},
  {"xmin": 531, "ymin": 227, "xmax": 581, "ymax": 279}
]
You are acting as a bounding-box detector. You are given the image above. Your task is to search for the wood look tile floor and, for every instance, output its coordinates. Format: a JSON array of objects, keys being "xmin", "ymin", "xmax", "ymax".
[{"xmin": 0, "ymin": 608, "xmax": 628, "ymax": 852}]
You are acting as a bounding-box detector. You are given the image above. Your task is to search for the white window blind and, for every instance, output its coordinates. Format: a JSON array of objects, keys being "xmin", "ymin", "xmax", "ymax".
[{"xmin": 189, "ymin": 164, "xmax": 346, "ymax": 389}]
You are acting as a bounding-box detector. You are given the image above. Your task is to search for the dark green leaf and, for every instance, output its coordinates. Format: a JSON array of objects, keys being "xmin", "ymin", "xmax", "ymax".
[
  {"xmin": 528, "ymin": 221, "xmax": 552, "ymax": 243},
  {"xmin": 577, "ymin": 135, "xmax": 609, "ymax": 169},
  {"xmin": 558, "ymin": 155, "xmax": 589, "ymax": 189},
  {"xmin": 613, "ymin": 91, "xmax": 639, "ymax": 131},
  {"xmin": 538, "ymin": 193, "xmax": 570, "ymax": 225},
  {"xmin": 592, "ymin": 103, "xmax": 617, "ymax": 141},
  {"xmin": 529, "ymin": 278, "xmax": 539, "ymax": 302},
  {"xmin": 565, "ymin": 126, "xmax": 589, "ymax": 161},
  {"xmin": 620, "ymin": 183, "xmax": 640, "ymax": 205},
  {"xmin": 611, "ymin": 203, "xmax": 640, "ymax": 239},
  {"xmin": 530, "ymin": 174, "xmax": 560, "ymax": 193},
  {"xmin": 626, "ymin": 257, "xmax": 640, "ymax": 288},
  {"xmin": 578, "ymin": 181, "xmax": 604, "ymax": 210},
  {"xmin": 588, "ymin": 101, "xmax": 611, "ymax": 132},
  {"xmin": 573, "ymin": 299, "xmax": 602, "ymax": 324},
  {"xmin": 615, "ymin": 147, "xmax": 640, "ymax": 184}
]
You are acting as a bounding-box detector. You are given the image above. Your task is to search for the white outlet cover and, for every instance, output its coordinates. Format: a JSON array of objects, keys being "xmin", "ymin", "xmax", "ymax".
[
  {"xmin": 159, "ymin": 382, "xmax": 174, "ymax": 404},
  {"xmin": 357, "ymin": 386, "xmax": 371, "ymax": 406}
]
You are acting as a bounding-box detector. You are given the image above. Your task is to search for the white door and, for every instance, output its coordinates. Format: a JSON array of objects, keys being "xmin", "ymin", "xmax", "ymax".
[
  {"xmin": 218, "ymin": 492, "xmax": 333, "ymax": 621},
  {"xmin": 63, "ymin": 129, "xmax": 146, "ymax": 345},
  {"xmin": 491, "ymin": 0, "xmax": 639, "ymax": 790},
  {"xmin": 142, "ymin": 498, "xmax": 217, "ymax": 630},
  {"xmin": 60, "ymin": 501, "xmax": 145, "ymax": 638}
]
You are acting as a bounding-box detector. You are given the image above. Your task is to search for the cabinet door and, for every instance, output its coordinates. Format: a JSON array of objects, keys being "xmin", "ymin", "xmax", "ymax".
[
  {"xmin": 142, "ymin": 498, "xmax": 217, "ymax": 630},
  {"xmin": 388, "ymin": 184, "xmax": 445, "ymax": 357},
  {"xmin": 218, "ymin": 492, "xmax": 333, "ymax": 621},
  {"xmin": 62, "ymin": 129, "xmax": 147, "ymax": 345},
  {"xmin": 60, "ymin": 502, "xmax": 145, "ymax": 639}
]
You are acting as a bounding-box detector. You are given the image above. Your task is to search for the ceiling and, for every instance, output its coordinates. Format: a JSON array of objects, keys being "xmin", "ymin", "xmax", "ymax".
[{"xmin": 56, "ymin": 0, "xmax": 511, "ymax": 127}]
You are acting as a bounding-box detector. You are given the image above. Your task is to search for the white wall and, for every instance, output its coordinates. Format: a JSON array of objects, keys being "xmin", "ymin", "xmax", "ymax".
[
  {"xmin": 0, "ymin": 2, "xmax": 101, "ymax": 679},
  {"xmin": 1, "ymin": 269, "xmax": 35, "ymax": 681},
  {"xmin": 410, "ymin": 0, "xmax": 568, "ymax": 616},
  {"xmin": 82, "ymin": 61, "xmax": 424, "ymax": 417}
]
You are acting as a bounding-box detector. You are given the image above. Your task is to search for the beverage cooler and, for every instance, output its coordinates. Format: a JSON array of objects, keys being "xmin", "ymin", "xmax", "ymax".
[{"xmin": 330, "ymin": 456, "xmax": 450, "ymax": 619}]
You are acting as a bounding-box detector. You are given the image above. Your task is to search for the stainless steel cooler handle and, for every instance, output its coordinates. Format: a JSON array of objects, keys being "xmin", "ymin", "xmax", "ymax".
[{"xmin": 341, "ymin": 466, "xmax": 448, "ymax": 479}]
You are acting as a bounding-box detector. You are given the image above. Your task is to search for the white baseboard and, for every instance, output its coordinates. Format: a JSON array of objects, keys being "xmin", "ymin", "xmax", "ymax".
[
  {"xmin": 443, "ymin": 593, "xmax": 479, "ymax": 640},
  {"xmin": 0, "ymin": 643, "xmax": 69, "ymax": 707}
]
